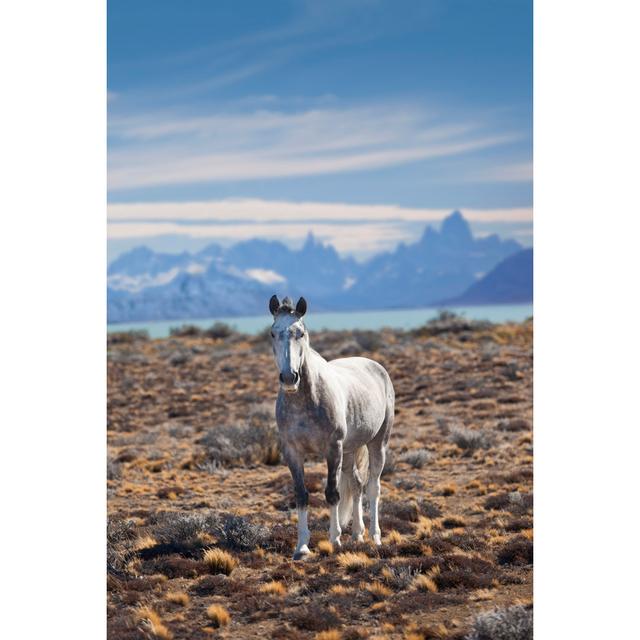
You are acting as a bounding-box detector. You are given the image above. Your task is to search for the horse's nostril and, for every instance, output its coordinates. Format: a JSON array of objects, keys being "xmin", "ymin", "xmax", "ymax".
[
  {"xmin": 279, "ymin": 373, "xmax": 285, "ymax": 384},
  {"xmin": 293, "ymin": 371, "xmax": 299, "ymax": 383}
]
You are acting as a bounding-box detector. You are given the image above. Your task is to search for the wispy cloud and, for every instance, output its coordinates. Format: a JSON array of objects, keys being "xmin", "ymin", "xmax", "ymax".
[
  {"xmin": 463, "ymin": 162, "xmax": 533, "ymax": 183},
  {"xmin": 108, "ymin": 198, "xmax": 533, "ymax": 224},
  {"xmin": 108, "ymin": 104, "xmax": 520, "ymax": 191}
]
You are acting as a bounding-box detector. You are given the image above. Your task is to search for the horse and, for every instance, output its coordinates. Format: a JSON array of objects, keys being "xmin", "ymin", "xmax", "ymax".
[{"xmin": 268, "ymin": 295, "xmax": 395, "ymax": 560}]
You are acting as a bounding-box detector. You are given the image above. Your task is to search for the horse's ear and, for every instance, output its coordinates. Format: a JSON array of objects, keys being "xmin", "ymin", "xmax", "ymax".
[
  {"xmin": 295, "ymin": 297, "xmax": 307, "ymax": 318},
  {"xmin": 269, "ymin": 294, "xmax": 280, "ymax": 316}
]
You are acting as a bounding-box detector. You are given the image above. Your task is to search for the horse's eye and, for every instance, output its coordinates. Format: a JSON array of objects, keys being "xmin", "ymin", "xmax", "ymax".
[{"xmin": 270, "ymin": 331, "xmax": 275, "ymax": 338}]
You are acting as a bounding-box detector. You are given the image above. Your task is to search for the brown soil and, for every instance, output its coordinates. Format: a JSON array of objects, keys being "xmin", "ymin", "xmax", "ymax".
[{"xmin": 107, "ymin": 319, "xmax": 533, "ymax": 639}]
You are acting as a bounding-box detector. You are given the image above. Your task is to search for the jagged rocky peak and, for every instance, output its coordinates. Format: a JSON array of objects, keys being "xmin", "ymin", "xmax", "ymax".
[{"xmin": 440, "ymin": 210, "xmax": 473, "ymax": 243}]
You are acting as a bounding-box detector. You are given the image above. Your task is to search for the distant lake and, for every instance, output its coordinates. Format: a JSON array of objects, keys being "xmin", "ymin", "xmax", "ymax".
[{"xmin": 107, "ymin": 303, "xmax": 533, "ymax": 339}]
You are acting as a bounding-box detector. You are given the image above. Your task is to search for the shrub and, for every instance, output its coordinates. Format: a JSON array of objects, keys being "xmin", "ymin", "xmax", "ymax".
[
  {"xmin": 136, "ymin": 606, "xmax": 172, "ymax": 640},
  {"xmin": 337, "ymin": 552, "xmax": 373, "ymax": 572},
  {"xmin": 449, "ymin": 427, "xmax": 493, "ymax": 454},
  {"xmin": 317, "ymin": 540, "xmax": 334, "ymax": 556},
  {"xmin": 107, "ymin": 457, "xmax": 121, "ymax": 480},
  {"xmin": 399, "ymin": 449, "xmax": 434, "ymax": 468},
  {"xmin": 353, "ymin": 331, "xmax": 384, "ymax": 352},
  {"xmin": 153, "ymin": 512, "xmax": 218, "ymax": 544},
  {"xmin": 260, "ymin": 580, "xmax": 287, "ymax": 596},
  {"xmin": 107, "ymin": 330, "xmax": 149, "ymax": 345},
  {"xmin": 215, "ymin": 515, "xmax": 269, "ymax": 551},
  {"xmin": 169, "ymin": 325, "xmax": 202, "ymax": 337},
  {"xmin": 198, "ymin": 404, "xmax": 280, "ymax": 466},
  {"xmin": 203, "ymin": 548, "xmax": 238, "ymax": 575},
  {"xmin": 412, "ymin": 574, "xmax": 438, "ymax": 593},
  {"xmin": 496, "ymin": 537, "xmax": 533, "ymax": 565},
  {"xmin": 206, "ymin": 604, "xmax": 231, "ymax": 628},
  {"xmin": 166, "ymin": 591, "xmax": 189, "ymax": 606},
  {"xmin": 466, "ymin": 605, "xmax": 533, "ymax": 640},
  {"xmin": 205, "ymin": 322, "xmax": 235, "ymax": 340},
  {"xmin": 107, "ymin": 517, "xmax": 138, "ymax": 575},
  {"xmin": 360, "ymin": 580, "xmax": 392, "ymax": 600},
  {"xmin": 381, "ymin": 565, "xmax": 419, "ymax": 590}
]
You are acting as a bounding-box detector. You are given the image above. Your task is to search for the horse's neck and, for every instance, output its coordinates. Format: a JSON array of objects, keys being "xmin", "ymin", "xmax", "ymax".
[{"xmin": 299, "ymin": 346, "xmax": 328, "ymax": 402}]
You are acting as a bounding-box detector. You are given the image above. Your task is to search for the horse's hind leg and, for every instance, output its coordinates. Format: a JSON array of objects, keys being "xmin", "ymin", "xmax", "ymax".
[
  {"xmin": 366, "ymin": 442, "xmax": 385, "ymax": 545},
  {"xmin": 350, "ymin": 451, "xmax": 366, "ymax": 542},
  {"xmin": 367, "ymin": 409, "xmax": 393, "ymax": 545}
]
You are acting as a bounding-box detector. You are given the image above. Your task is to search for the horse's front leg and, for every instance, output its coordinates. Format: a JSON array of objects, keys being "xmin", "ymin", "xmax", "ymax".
[
  {"xmin": 325, "ymin": 438, "xmax": 343, "ymax": 547},
  {"xmin": 283, "ymin": 444, "xmax": 310, "ymax": 560}
]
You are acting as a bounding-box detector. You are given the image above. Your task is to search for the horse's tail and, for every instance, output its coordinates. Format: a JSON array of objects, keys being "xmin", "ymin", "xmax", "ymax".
[{"xmin": 338, "ymin": 446, "xmax": 369, "ymax": 529}]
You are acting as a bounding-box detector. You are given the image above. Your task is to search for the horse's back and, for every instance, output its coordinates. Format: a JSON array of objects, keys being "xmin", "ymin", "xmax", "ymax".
[{"xmin": 329, "ymin": 356, "xmax": 392, "ymax": 392}]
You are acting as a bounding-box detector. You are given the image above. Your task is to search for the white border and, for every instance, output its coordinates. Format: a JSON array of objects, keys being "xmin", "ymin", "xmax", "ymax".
[{"xmin": 1, "ymin": 1, "xmax": 105, "ymax": 637}]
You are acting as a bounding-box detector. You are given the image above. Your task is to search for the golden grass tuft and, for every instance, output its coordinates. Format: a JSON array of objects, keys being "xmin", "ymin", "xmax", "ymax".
[
  {"xmin": 440, "ymin": 484, "xmax": 457, "ymax": 496},
  {"xmin": 415, "ymin": 516, "xmax": 434, "ymax": 539},
  {"xmin": 385, "ymin": 529, "xmax": 404, "ymax": 544},
  {"xmin": 259, "ymin": 580, "xmax": 287, "ymax": 596},
  {"xmin": 136, "ymin": 606, "xmax": 172, "ymax": 639},
  {"xmin": 203, "ymin": 548, "xmax": 238, "ymax": 575},
  {"xmin": 315, "ymin": 631, "xmax": 342, "ymax": 640},
  {"xmin": 317, "ymin": 539, "xmax": 334, "ymax": 556},
  {"xmin": 206, "ymin": 604, "xmax": 231, "ymax": 628},
  {"xmin": 329, "ymin": 584, "xmax": 352, "ymax": 595},
  {"xmin": 134, "ymin": 535, "xmax": 158, "ymax": 551},
  {"xmin": 360, "ymin": 580, "xmax": 393, "ymax": 600},
  {"xmin": 412, "ymin": 574, "xmax": 438, "ymax": 593},
  {"xmin": 166, "ymin": 591, "xmax": 189, "ymax": 606},
  {"xmin": 337, "ymin": 551, "xmax": 373, "ymax": 572}
]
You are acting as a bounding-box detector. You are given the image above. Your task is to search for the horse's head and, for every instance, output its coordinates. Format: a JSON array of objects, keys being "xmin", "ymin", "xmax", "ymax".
[{"xmin": 268, "ymin": 295, "xmax": 308, "ymax": 393}]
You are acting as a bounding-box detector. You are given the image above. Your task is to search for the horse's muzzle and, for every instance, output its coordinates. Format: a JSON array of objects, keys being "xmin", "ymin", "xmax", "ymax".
[{"xmin": 279, "ymin": 371, "xmax": 299, "ymax": 390}]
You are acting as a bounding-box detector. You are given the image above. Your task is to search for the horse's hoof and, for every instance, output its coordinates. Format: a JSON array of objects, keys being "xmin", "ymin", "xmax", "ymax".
[
  {"xmin": 352, "ymin": 534, "xmax": 365, "ymax": 543},
  {"xmin": 372, "ymin": 535, "xmax": 382, "ymax": 546},
  {"xmin": 293, "ymin": 545, "xmax": 311, "ymax": 561}
]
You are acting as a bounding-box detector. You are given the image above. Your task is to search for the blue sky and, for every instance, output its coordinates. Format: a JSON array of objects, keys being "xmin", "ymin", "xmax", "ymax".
[{"xmin": 107, "ymin": 0, "xmax": 532, "ymax": 260}]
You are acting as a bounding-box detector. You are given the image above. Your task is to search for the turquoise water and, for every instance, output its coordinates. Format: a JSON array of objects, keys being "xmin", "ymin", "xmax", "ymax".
[{"xmin": 107, "ymin": 303, "xmax": 533, "ymax": 339}]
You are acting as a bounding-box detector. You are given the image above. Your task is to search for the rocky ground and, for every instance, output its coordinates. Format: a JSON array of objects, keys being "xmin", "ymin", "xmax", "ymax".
[{"xmin": 107, "ymin": 314, "xmax": 533, "ymax": 640}]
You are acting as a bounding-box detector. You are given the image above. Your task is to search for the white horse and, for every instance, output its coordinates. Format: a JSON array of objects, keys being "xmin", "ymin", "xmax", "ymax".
[{"xmin": 268, "ymin": 295, "xmax": 395, "ymax": 560}]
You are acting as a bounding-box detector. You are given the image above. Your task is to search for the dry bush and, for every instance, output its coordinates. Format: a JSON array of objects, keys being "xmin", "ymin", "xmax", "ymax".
[
  {"xmin": 419, "ymin": 500, "xmax": 443, "ymax": 519},
  {"xmin": 108, "ymin": 330, "xmax": 149, "ymax": 345},
  {"xmin": 169, "ymin": 325, "xmax": 202, "ymax": 337},
  {"xmin": 360, "ymin": 580, "xmax": 392, "ymax": 600},
  {"xmin": 215, "ymin": 514, "xmax": 269, "ymax": 551},
  {"xmin": 260, "ymin": 580, "xmax": 287, "ymax": 596},
  {"xmin": 413, "ymin": 575, "xmax": 438, "ymax": 593},
  {"xmin": 136, "ymin": 606, "xmax": 172, "ymax": 639},
  {"xmin": 315, "ymin": 631, "xmax": 342, "ymax": 640},
  {"xmin": 317, "ymin": 540, "xmax": 334, "ymax": 556},
  {"xmin": 337, "ymin": 552, "xmax": 374, "ymax": 572},
  {"xmin": 441, "ymin": 516, "xmax": 466, "ymax": 529},
  {"xmin": 198, "ymin": 404, "xmax": 280, "ymax": 466},
  {"xmin": 206, "ymin": 604, "xmax": 231, "ymax": 628},
  {"xmin": 353, "ymin": 330, "xmax": 384, "ymax": 352},
  {"xmin": 291, "ymin": 604, "xmax": 341, "ymax": 631},
  {"xmin": 465, "ymin": 605, "xmax": 532, "ymax": 640},
  {"xmin": 381, "ymin": 565, "xmax": 419, "ymax": 590},
  {"xmin": 400, "ymin": 449, "xmax": 434, "ymax": 469},
  {"xmin": 382, "ymin": 500, "xmax": 419, "ymax": 522},
  {"xmin": 152, "ymin": 512, "xmax": 218, "ymax": 544},
  {"xmin": 165, "ymin": 591, "xmax": 189, "ymax": 606},
  {"xmin": 385, "ymin": 529, "xmax": 404, "ymax": 544},
  {"xmin": 381, "ymin": 449, "xmax": 397, "ymax": 476},
  {"xmin": 205, "ymin": 322, "xmax": 235, "ymax": 339},
  {"xmin": 496, "ymin": 537, "xmax": 533, "ymax": 565},
  {"xmin": 107, "ymin": 517, "xmax": 138, "ymax": 576},
  {"xmin": 203, "ymin": 548, "xmax": 238, "ymax": 575},
  {"xmin": 449, "ymin": 427, "xmax": 493, "ymax": 454}
]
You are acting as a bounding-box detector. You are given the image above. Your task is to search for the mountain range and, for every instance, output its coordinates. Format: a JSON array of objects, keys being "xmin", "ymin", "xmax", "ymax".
[{"xmin": 107, "ymin": 211, "xmax": 531, "ymax": 323}]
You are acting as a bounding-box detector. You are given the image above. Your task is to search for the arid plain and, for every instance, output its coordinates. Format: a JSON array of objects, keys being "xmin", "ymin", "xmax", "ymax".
[{"xmin": 107, "ymin": 314, "xmax": 533, "ymax": 639}]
